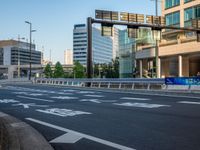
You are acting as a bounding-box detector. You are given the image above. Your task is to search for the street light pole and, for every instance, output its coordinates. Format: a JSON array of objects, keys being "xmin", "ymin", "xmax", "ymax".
[
  {"xmin": 25, "ymin": 21, "xmax": 36, "ymax": 80},
  {"xmin": 17, "ymin": 35, "xmax": 25, "ymax": 78}
]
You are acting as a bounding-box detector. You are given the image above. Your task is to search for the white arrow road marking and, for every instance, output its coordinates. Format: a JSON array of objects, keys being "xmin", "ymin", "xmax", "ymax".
[
  {"xmin": 114, "ymin": 102, "xmax": 170, "ymax": 108},
  {"xmin": 84, "ymin": 95, "xmax": 104, "ymax": 98},
  {"xmin": 178, "ymin": 101, "xmax": 200, "ymax": 105},
  {"xmin": 12, "ymin": 103, "xmax": 49, "ymax": 109},
  {"xmin": 0, "ymin": 99, "xmax": 19, "ymax": 103},
  {"xmin": 26, "ymin": 118, "xmax": 136, "ymax": 150},
  {"xmin": 17, "ymin": 96, "xmax": 54, "ymax": 102},
  {"xmin": 120, "ymin": 97, "xmax": 150, "ymax": 101},
  {"xmin": 36, "ymin": 108, "xmax": 92, "ymax": 117},
  {"xmin": 51, "ymin": 96, "xmax": 78, "ymax": 100},
  {"xmin": 50, "ymin": 132, "xmax": 82, "ymax": 144}
]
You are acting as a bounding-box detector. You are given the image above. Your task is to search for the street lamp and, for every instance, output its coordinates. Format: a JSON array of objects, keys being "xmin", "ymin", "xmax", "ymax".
[
  {"xmin": 25, "ymin": 21, "xmax": 36, "ymax": 80},
  {"xmin": 17, "ymin": 35, "xmax": 25, "ymax": 78}
]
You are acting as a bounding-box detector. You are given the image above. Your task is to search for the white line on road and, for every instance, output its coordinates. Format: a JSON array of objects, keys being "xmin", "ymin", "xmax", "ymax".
[
  {"xmin": 50, "ymin": 132, "xmax": 82, "ymax": 143},
  {"xmin": 17, "ymin": 96, "xmax": 54, "ymax": 102},
  {"xmin": 84, "ymin": 95, "xmax": 104, "ymax": 98},
  {"xmin": 26, "ymin": 118, "xmax": 136, "ymax": 150},
  {"xmin": 114, "ymin": 102, "xmax": 170, "ymax": 108},
  {"xmin": 120, "ymin": 97, "xmax": 150, "ymax": 101},
  {"xmin": 178, "ymin": 101, "xmax": 200, "ymax": 105}
]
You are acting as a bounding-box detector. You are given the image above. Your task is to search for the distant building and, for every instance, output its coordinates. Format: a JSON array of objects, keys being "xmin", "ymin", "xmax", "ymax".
[
  {"xmin": 64, "ymin": 49, "xmax": 73, "ymax": 65},
  {"xmin": 0, "ymin": 40, "xmax": 42, "ymax": 79},
  {"xmin": 0, "ymin": 40, "xmax": 41, "ymax": 65},
  {"xmin": 112, "ymin": 27, "xmax": 120, "ymax": 60},
  {"xmin": 73, "ymin": 24, "xmax": 113, "ymax": 65}
]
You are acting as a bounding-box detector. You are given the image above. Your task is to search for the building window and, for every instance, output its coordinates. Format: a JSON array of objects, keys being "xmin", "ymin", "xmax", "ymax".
[
  {"xmin": 165, "ymin": 0, "xmax": 180, "ymax": 9},
  {"xmin": 184, "ymin": 5, "xmax": 200, "ymax": 27},
  {"xmin": 184, "ymin": 0, "xmax": 193, "ymax": 3},
  {"xmin": 166, "ymin": 11, "xmax": 180, "ymax": 26}
]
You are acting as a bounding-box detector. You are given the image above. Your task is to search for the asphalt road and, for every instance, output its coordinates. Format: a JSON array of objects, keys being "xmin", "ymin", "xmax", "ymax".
[{"xmin": 0, "ymin": 84, "xmax": 200, "ymax": 150}]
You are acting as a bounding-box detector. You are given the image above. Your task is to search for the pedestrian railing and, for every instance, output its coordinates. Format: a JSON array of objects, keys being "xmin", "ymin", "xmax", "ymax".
[{"xmin": 34, "ymin": 78, "xmax": 166, "ymax": 90}]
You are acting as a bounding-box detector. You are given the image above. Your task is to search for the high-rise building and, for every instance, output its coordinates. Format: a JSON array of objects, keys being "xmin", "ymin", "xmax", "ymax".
[
  {"xmin": 136, "ymin": 0, "xmax": 200, "ymax": 78},
  {"xmin": 119, "ymin": 30, "xmax": 135, "ymax": 78},
  {"xmin": 73, "ymin": 24, "xmax": 113, "ymax": 66},
  {"xmin": 64, "ymin": 49, "xmax": 73, "ymax": 65},
  {"xmin": 112, "ymin": 27, "xmax": 120, "ymax": 60}
]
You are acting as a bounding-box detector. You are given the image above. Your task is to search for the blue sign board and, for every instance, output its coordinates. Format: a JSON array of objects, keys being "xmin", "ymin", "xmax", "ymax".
[{"xmin": 165, "ymin": 77, "xmax": 200, "ymax": 85}]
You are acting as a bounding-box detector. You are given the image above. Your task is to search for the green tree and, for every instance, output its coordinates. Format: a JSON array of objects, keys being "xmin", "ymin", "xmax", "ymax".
[
  {"xmin": 44, "ymin": 63, "xmax": 53, "ymax": 78},
  {"xmin": 112, "ymin": 58, "xmax": 119, "ymax": 78},
  {"xmin": 54, "ymin": 61, "xmax": 64, "ymax": 78},
  {"xmin": 73, "ymin": 61, "xmax": 85, "ymax": 78}
]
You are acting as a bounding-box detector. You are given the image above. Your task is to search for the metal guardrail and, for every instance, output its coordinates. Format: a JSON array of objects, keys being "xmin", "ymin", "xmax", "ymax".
[{"xmin": 35, "ymin": 78, "xmax": 166, "ymax": 90}]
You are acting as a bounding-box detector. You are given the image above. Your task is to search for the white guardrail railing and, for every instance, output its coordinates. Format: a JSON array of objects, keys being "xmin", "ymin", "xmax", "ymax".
[
  {"xmin": 34, "ymin": 78, "xmax": 200, "ymax": 91},
  {"xmin": 34, "ymin": 78, "xmax": 166, "ymax": 90}
]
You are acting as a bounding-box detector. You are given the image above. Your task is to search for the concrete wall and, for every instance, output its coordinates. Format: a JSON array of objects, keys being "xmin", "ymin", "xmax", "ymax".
[{"xmin": 3, "ymin": 46, "xmax": 11, "ymax": 65}]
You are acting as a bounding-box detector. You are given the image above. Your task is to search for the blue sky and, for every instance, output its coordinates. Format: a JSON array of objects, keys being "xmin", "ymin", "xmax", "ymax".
[{"xmin": 0, "ymin": 0, "xmax": 161, "ymax": 63}]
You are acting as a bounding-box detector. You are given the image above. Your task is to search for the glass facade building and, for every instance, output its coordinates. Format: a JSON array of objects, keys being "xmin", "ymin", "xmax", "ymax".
[
  {"xmin": 166, "ymin": 11, "xmax": 180, "ymax": 26},
  {"xmin": 73, "ymin": 24, "xmax": 113, "ymax": 66},
  {"xmin": 165, "ymin": 0, "xmax": 180, "ymax": 9},
  {"xmin": 119, "ymin": 30, "xmax": 135, "ymax": 78},
  {"xmin": 184, "ymin": 5, "xmax": 200, "ymax": 27}
]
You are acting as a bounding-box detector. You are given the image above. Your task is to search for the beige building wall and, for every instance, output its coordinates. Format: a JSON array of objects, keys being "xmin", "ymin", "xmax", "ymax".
[
  {"xmin": 136, "ymin": 0, "xmax": 200, "ymax": 78},
  {"xmin": 64, "ymin": 50, "xmax": 73, "ymax": 65}
]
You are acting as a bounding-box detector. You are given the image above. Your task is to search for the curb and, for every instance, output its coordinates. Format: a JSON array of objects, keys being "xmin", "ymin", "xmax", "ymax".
[{"xmin": 0, "ymin": 112, "xmax": 54, "ymax": 150}]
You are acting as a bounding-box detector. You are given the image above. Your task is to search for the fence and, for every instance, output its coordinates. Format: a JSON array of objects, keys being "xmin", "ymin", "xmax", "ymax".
[{"xmin": 34, "ymin": 78, "xmax": 166, "ymax": 90}]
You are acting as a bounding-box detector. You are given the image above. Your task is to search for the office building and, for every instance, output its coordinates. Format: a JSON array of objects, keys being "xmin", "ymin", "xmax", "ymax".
[
  {"xmin": 0, "ymin": 40, "xmax": 42, "ymax": 79},
  {"xmin": 0, "ymin": 40, "xmax": 41, "ymax": 65},
  {"xmin": 73, "ymin": 24, "xmax": 113, "ymax": 65},
  {"xmin": 112, "ymin": 27, "xmax": 120, "ymax": 60},
  {"xmin": 119, "ymin": 30, "xmax": 135, "ymax": 78},
  {"xmin": 136, "ymin": 0, "xmax": 200, "ymax": 78},
  {"xmin": 64, "ymin": 49, "xmax": 73, "ymax": 65}
]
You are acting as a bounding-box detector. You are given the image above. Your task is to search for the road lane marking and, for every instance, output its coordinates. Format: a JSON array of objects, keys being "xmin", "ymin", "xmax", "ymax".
[
  {"xmin": 57, "ymin": 92, "xmax": 73, "ymax": 95},
  {"xmin": 12, "ymin": 103, "xmax": 49, "ymax": 109},
  {"xmin": 80, "ymin": 99, "xmax": 117, "ymax": 104},
  {"xmin": 50, "ymin": 132, "xmax": 82, "ymax": 143},
  {"xmin": 78, "ymin": 91, "xmax": 95, "ymax": 94},
  {"xmin": 36, "ymin": 108, "xmax": 92, "ymax": 117},
  {"xmin": 114, "ymin": 102, "xmax": 170, "ymax": 108},
  {"xmin": 51, "ymin": 96, "xmax": 78, "ymax": 100},
  {"xmin": 17, "ymin": 96, "xmax": 54, "ymax": 102},
  {"xmin": 80, "ymin": 99, "xmax": 101, "ymax": 103},
  {"xmin": 0, "ymin": 99, "xmax": 19, "ymax": 103},
  {"xmin": 26, "ymin": 118, "xmax": 136, "ymax": 150},
  {"xmin": 84, "ymin": 95, "xmax": 104, "ymax": 98},
  {"xmin": 178, "ymin": 101, "xmax": 200, "ymax": 105},
  {"xmin": 120, "ymin": 97, "xmax": 150, "ymax": 101}
]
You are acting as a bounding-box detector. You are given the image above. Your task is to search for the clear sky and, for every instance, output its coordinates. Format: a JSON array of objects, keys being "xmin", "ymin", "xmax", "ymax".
[{"xmin": 0, "ymin": 0, "xmax": 161, "ymax": 64}]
